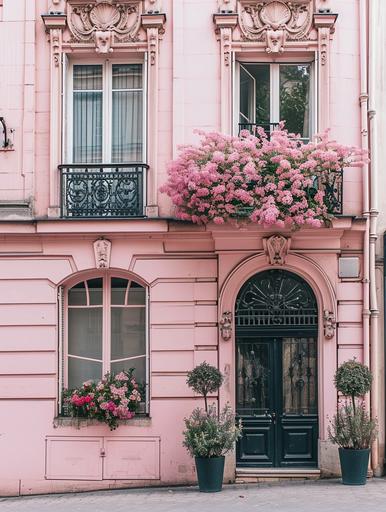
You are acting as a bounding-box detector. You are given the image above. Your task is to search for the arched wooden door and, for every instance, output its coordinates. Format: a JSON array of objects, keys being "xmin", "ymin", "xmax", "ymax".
[{"xmin": 235, "ymin": 269, "xmax": 318, "ymax": 468}]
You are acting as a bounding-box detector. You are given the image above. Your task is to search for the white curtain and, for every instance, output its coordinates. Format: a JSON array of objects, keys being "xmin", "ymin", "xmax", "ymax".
[
  {"xmin": 73, "ymin": 64, "xmax": 103, "ymax": 163},
  {"xmin": 112, "ymin": 64, "xmax": 143, "ymax": 163}
]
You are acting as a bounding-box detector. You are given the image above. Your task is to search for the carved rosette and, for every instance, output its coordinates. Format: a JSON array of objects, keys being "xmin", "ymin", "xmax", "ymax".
[
  {"xmin": 238, "ymin": 0, "xmax": 313, "ymax": 52},
  {"xmin": 67, "ymin": 1, "xmax": 143, "ymax": 52},
  {"xmin": 263, "ymin": 235, "xmax": 291, "ymax": 265},
  {"xmin": 94, "ymin": 238, "xmax": 112, "ymax": 268}
]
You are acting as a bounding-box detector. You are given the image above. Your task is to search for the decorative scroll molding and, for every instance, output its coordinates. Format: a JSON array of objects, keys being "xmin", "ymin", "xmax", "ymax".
[
  {"xmin": 42, "ymin": 14, "xmax": 67, "ymax": 67},
  {"xmin": 263, "ymin": 235, "xmax": 291, "ymax": 265},
  {"xmin": 141, "ymin": 13, "xmax": 166, "ymax": 65},
  {"xmin": 323, "ymin": 309, "xmax": 336, "ymax": 339},
  {"xmin": 220, "ymin": 311, "xmax": 233, "ymax": 341},
  {"xmin": 67, "ymin": 1, "xmax": 143, "ymax": 51},
  {"xmin": 213, "ymin": 13, "xmax": 238, "ymax": 67},
  {"xmin": 313, "ymin": 12, "xmax": 338, "ymax": 66},
  {"xmin": 238, "ymin": 0, "xmax": 313, "ymax": 52},
  {"xmin": 94, "ymin": 238, "xmax": 112, "ymax": 268}
]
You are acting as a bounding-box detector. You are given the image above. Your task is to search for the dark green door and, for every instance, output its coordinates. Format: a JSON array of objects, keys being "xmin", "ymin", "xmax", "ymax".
[{"xmin": 235, "ymin": 270, "xmax": 319, "ymax": 468}]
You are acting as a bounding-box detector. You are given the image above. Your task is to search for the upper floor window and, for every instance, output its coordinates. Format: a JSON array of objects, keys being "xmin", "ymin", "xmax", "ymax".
[
  {"xmin": 238, "ymin": 63, "xmax": 313, "ymax": 141},
  {"xmin": 65, "ymin": 275, "xmax": 147, "ymax": 392},
  {"xmin": 69, "ymin": 62, "xmax": 145, "ymax": 164}
]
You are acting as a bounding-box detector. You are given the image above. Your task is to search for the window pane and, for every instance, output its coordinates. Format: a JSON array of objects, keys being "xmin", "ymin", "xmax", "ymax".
[
  {"xmin": 112, "ymin": 91, "xmax": 143, "ymax": 163},
  {"xmin": 280, "ymin": 65, "xmax": 310, "ymax": 138},
  {"xmin": 253, "ymin": 65, "xmax": 270, "ymax": 125},
  {"xmin": 68, "ymin": 308, "xmax": 103, "ymax": 359},
  {"xmin": 112, "ymin": 64, "xmax": 142, "ymax": 89},
  {"xmin": 127, "ymin": 283, "xmax": 146, "ymax": 305},
  {"xmin": 73, "ymin": 65, "xmax": 103, "ymax": 163},
  {"xmin": 110, "ymin": 307, "xmax": 146, "ymax": 361},
  {"xmin": 73, "ymin": 65, "xmax": 103, "ymax": 90},
  {"xmin": 68, "ymin": 357, "xmax": 102, "ymax": 389},
  {"xmin": 68, "ymin": 281, "xmax": 87, "ymax": 306},
  {"xmin": 87, "ymin": 278, "xmax": 103, "ymax": 306},
  {"xmin": 111, "ymin": 357, "xmax": 146, "ymax": 387},
  {"xmin": 111, "ymin": 277, "xmax": 129, "ymax": 305}
]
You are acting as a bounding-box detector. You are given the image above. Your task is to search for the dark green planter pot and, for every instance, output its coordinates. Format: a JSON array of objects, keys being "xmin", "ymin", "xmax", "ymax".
[
  {"xmin": 339, "ymin": 448, "xmax": 370, "ymax": 485},
  {"xmin": 195, "ymin": 456, "xmax": 225, "ymax": 492}
]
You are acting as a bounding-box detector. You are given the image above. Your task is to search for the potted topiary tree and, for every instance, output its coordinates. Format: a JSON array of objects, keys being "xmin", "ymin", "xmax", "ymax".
[
  {"xmin": 328, "ymin": 359, "xmax": 377, "ymax": 485},
  {"xmin": 183, "ymin": 362, "xmax": 242, "ymax": 492}
]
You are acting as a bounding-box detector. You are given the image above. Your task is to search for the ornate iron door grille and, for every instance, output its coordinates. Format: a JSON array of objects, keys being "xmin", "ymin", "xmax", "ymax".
[
  {"xmin": 236, "ymin": 270, "xmax": 318, "ymax": 332},
  {"xmin": 59, "ymin": 163, "xmax": 148, "ymax": 218}
]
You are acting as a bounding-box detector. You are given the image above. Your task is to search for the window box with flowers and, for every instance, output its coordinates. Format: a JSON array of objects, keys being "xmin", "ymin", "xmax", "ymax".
[{"xmin": 160, "ymin": 126, "xmax": 365, "ymax": 228}]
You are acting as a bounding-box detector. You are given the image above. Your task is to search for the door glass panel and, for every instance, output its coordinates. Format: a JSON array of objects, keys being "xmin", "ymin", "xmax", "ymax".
[
  {"xmin": 279, "ymin": 64, "xmax": 310, "ymax": 139},
  {"xmin": 87, "ymin": 278, "xmax": 103, "ymax": 305},
  {"xmin": 282, "ymin": 337, "xmax": 317, "ymax": 415},
  {"xmin": 111, "ymin": 277, "xmax": 129, "ymax": 305},
  {"xmin": 68, "ymin": 281, "xmax": 87, "ymax": 306},
  {"xmin": 236, "ymin": 341, "xmax": 270, "ymax": 415}
]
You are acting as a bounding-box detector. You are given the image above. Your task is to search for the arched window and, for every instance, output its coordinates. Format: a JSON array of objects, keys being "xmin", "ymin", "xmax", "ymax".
[{"xmin": 65, "ymin": 275, "xmax": 147, "ymax": 390}]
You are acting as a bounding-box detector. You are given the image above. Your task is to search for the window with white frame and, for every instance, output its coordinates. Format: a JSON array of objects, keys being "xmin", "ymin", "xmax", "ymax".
[
  {"xmin": 65, "ymin": 275, "xmax": 147, "ymax": 391},
  {"xmin": 68, "ymin": 62, "xmax": 145, "ymax": 164},
  {"xmin": 238, "ymin": 63, "xmax": 313, "ymax": 140}
]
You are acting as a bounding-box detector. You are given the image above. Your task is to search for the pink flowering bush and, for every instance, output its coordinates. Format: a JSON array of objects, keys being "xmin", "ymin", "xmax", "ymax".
[
  {"xmin": 160, "ymin": 126, "xmax": 365, "ymax": 228},
  {"xmin": 63, "ymin": 369, "xmax": 142, "ymax": 430}
]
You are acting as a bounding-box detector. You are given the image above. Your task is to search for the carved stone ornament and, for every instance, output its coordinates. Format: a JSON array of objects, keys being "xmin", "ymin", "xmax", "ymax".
[
  {"xmin": 68, "ymin": 1, "xmax": 142, "ymax": 51},
  {"xmin": 263, "ymin": 235, "xmax": 291, "ymax": 265},
  {"xmin": 220, "ymin": 311, "xmax": 233, "ymax": 341},
  {"xmin": 93, "ymin": 238, "xmax": 112, "ymax": 268},
  {"xmin": 218, "ymin": 0, "xmax": 237, "ymax": 13},
  {"xmin": 323, "ymin": 309, "xmax": 336, "ymax": 340},
  {"xmin": 239, "ymin": 0, "xmax": 313, "ymax": 52}
]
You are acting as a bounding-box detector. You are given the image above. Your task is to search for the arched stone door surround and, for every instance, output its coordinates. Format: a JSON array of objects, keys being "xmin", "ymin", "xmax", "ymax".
[{"xmin": 218, "ymin": 252, "xmax": 337, "ymax": 468}]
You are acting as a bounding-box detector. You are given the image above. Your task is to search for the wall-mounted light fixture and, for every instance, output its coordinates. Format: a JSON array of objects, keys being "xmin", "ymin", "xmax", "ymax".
[{"xmin": 0, "ymin": 116, "xmax": 13, "ymax": 149}]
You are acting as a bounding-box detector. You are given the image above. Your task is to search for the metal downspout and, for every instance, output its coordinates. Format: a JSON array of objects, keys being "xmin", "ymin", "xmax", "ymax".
[{"xmin": 368, "ymin": 0, "xmax": 381, "ymax": 475}]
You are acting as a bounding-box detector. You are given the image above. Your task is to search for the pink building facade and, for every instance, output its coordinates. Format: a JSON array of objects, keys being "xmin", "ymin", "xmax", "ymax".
[{"xmin": 0, "ymin": 0, "xmax": 381, "ymax": 496}]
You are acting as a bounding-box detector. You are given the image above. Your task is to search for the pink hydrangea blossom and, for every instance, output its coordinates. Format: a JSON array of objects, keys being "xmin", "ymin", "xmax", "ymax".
[{"xmin": 160, "ymin": 126, "xmax": 366, "ymax": 229}]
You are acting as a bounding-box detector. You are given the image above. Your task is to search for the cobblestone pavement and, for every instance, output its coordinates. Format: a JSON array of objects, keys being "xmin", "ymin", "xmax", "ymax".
[{"xmin": 1, "ymin": 479, "xmax": 386, "ymax": 512}]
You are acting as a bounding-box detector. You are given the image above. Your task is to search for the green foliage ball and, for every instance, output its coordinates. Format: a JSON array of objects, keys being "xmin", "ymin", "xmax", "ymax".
[
  {"xmin": 334, "ymin": 359, "xmax": 372, "ymax": 398},
  {"xmin": 186, "ymin": 362, "xmax": 223, "ymax": 397}
]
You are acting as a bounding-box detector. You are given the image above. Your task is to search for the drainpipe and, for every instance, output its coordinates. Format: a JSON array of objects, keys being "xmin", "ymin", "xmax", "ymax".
[
  {"xmin": 359, "ymin": 0, "xmax": 370, "ymax": 402},
  {"xmin": 368, "ymin": 0, "xmax": 380, "ymax": 475}
]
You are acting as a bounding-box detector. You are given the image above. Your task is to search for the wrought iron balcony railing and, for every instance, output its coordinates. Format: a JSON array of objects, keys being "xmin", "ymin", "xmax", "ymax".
[
  {"xmin": 59, "ymin": 163, "xmax": 148, "ymax": 218},
  {"xmin": 238, "ymin": 123, "xmax": 343, "ymax": 215}
]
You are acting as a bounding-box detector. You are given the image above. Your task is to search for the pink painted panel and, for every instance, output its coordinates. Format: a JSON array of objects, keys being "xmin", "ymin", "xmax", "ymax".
[
  {"xmin": 194, "ymin": 326, "xmax": 218, "ymax": 346},
  {"xmin": 0, "ymin": 304, "xmax": 56, "ymax": 325},
  {"xmin": 336, "ymin": 282, "xmax": 362, "ymax": 301},
  {"xmin": 337, "ymin": 326, "xmax": 363, "ymax": 345},
  {"xmin": 0, "ymin": 259, "xmax": 73, "ymax": 282},
  {"xmin": 45, "ymin": 437, "xmax": 103, "ymax": 480},
  {"xmin": 338, "ymin": 347, "xmax": 363, "ymax": 365},
  {"xmin": 151, "ymin": 304, "xmax": 194, "ymax": 325},
  {"xmin": 0, "ymin": 352, "xmax": 56, "ymax": 374},
  {"xmin": 151, "ymin": 351, "xmax": 193, "ymax": 372},
  {"xmin": 0, "ymin": 280, "xmax": 55, "ymax": 303},
  {"xmin": 337, "ymin": 303, "xmax": 362, "ymax": 323},
  {"xmin": 0, "ymin": 375, "xmax": 56, "ymax": 398},
  {"xmin": 151, "ymin": 375, "xmax": 192, "ymax": 398},
  {"xmin": 151, "ymin": 326, "xmax": 195, "ymax": 350},
  {"xmin": 0, "ymin": 325, "xmax": 56, "ymax": 351},
  {"xmin": 103, "ymin": 437, "xmax": 160, "ymax": 480},
  {"xmin": 195, "ymin": 304, "xmax": 217, "ymax": 323},
  {"xmin": 134, "ymin": 259, "xmax": 217, "ymax": 282},
  {"xmin": 151, "ymin": 282, "xmax": 196, "ymax": 302},
  {"xmin": 194, "ymin": 350, "xmax": 218, "ymax": 368}
]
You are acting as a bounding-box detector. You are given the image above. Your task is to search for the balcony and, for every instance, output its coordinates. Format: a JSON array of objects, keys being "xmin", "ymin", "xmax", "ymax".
[
  {"xmin": 238, "ymin": 122, "xmax": 343, "ymax": 215},
  {"xmin": 59, "ymin": 164, "xmax": 148, "ymax": 219}
]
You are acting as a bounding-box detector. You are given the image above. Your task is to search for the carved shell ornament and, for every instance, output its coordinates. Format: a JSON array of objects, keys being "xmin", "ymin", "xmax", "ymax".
[
  {"xmin": 68, "ymin": 1, "xmax": 142, "ymax": 51},
  {"xmin": 239, "ymin": 0, "xmax": 313, "ymax": 50}
]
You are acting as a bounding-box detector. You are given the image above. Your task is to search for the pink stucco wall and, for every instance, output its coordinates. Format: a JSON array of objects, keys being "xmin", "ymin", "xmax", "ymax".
[{"xmin": 0, "ymin": 0, "xmax": 372, "ymax": 496}]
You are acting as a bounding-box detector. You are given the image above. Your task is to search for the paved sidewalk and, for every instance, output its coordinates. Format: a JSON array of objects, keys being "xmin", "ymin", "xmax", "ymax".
[{"xmin": 1, "ymin": 479, "xmax": 386, "ymax": 512}]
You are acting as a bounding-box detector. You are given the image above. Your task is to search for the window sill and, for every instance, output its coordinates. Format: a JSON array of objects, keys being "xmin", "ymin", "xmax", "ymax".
[{"xmin": 53, "ymin": 415, "xmax": 151, "ymax": 429}]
